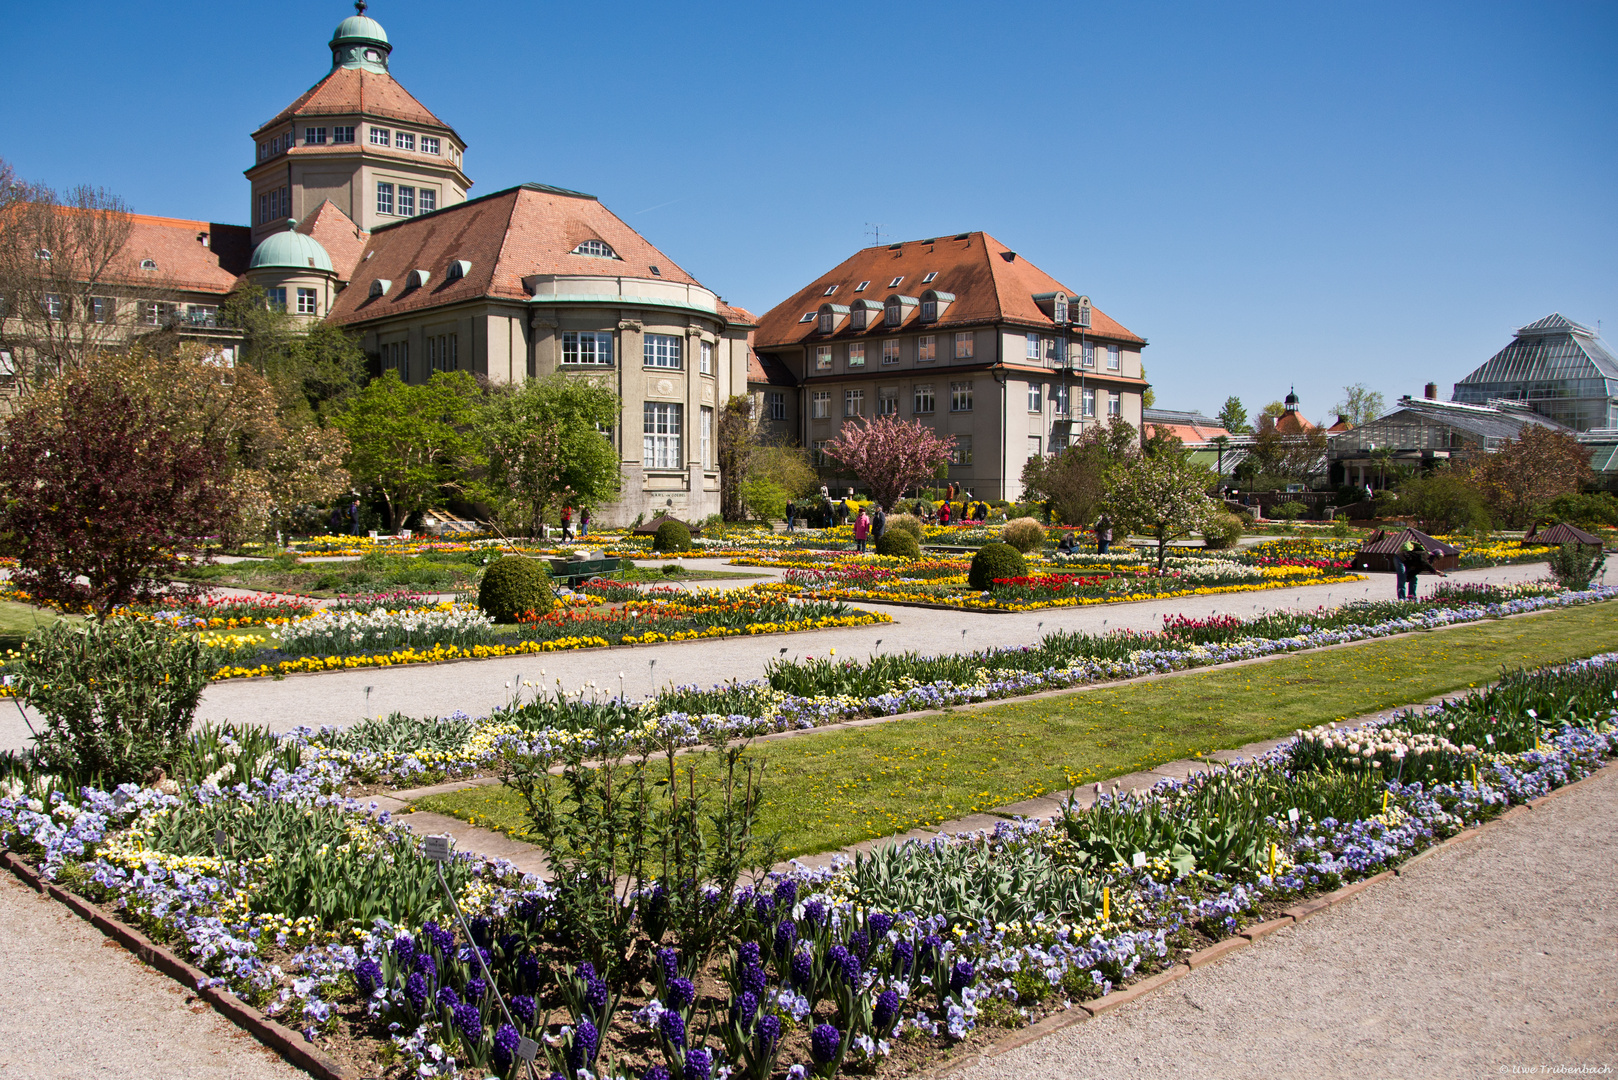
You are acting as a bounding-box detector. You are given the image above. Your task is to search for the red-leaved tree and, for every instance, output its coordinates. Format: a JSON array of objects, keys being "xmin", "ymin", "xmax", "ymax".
[
  {"xmin": 0, "ymin": 369, "xmax": 235, "ymax": 617},
  {"xmin": 823, "ymin": 415, "xmax": 956, "ymax": 510}
]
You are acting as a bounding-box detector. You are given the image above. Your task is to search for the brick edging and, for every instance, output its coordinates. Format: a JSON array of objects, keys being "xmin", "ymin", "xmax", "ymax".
[
  {"xmin": 0, "ymin": 851, "xmax": 360, "ymax": 1080},
  {"xmin": 925, "ymin": 757, "xmax": 1617, "ymax": 1076}
]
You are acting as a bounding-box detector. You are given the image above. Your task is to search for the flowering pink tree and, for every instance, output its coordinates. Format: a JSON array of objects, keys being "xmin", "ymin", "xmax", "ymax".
[{"xmin": 823, "ymin": 415, "xmax": 955, "ymax": 510}]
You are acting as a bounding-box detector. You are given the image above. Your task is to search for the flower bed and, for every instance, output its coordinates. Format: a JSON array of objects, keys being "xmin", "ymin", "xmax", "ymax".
[
  {"xmin": 1248, "ymin": 535, "xmax": 1557, "ymax": 569},
  {"xmin": 3, "ymin": 654, "xmax": 1614, "ymax": 1079}
]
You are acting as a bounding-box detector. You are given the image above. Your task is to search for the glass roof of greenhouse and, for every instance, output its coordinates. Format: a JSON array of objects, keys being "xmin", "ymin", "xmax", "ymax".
[{"xmin": 1455, "ymin": 313, "xmax": 1618, "ymax": 391}]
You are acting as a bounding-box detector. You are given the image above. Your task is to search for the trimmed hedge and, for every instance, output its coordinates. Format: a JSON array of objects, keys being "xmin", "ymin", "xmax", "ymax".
[
  {"xmin": 1000, "ymin": 517, "xmax": 1046, "ymax": 553},
  {"xmin": 653, "ymin": 519, "xmax": 693, "ymax": 553},
  {"xmin": 875, "ymin": 529, "xmax": 922, "ymax": 560},
  {"xmin": 968, "ymin": 542, "xmax": 1027, "ymax": 590},
  {"xmin": 885, "ymin": 513, "xmax": 924, "ymax": 542},
  {"xmin": 1202, "ymin": 513, "xmax": 1244, "ymax": 550},
  {"xmin": 477, "ymin": 556, "xmax": 555, "ymax": 623}
]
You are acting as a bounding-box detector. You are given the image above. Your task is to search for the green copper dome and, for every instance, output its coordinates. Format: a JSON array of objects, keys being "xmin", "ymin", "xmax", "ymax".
[
  {"xmin": 250, "ymin": 221, "xmax": 334, "ymax": 274},
  {"xmin": 332, "ymin": 14, "xmax": 388, "ymax": 47},
  {"xmin": 330, "ymin": 4, "xmax": 391, "ymax": 72}
]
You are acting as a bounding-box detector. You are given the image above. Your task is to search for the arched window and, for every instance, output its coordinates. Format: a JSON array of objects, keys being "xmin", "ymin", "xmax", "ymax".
[
  {"xmin": 571, "ymin": 239, "xmax": 616, "ymax": 258},
  {"xmin": 140, "ymin": 258, "xmax": 158, "ymax": 271}
]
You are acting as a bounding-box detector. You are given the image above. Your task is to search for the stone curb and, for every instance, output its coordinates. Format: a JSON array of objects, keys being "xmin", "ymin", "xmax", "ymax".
[
  {"xmin": 1186, "ymin": 935, "xmax": 1251, "ymax": 968},
  {"xmin": 0, "ymin": 851, "xmax": 360, "ymax": 1080},
  {"xmin": 1081, "ymin": 962, "xmax": 1194, "ymax": 1013}
]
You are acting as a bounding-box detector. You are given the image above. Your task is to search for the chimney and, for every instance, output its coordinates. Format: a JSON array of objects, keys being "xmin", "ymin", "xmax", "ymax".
[{"xmin": 1424, "ymin": 382, "xmax": 1438, "ymax": 400}]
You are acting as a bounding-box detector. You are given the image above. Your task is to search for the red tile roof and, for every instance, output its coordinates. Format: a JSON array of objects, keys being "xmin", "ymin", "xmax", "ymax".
[
  {"xmin": 255, "ymin": 67, "xmax": 457, "ymax": 136},
  {"xmin": 1147, "ymin": 420, "xmax": 1232, "ymax": 443},
  {"xmin": 83, "ymin": 211, "xmax": 251, "ymax": 295},
  {"xmin": 327, "ymin": 184, "xmax": 706, "ymax": 325},
  {"xmin": 1272, "ymin": 411, "xmax": 1317, "ymax": 434},
  {"xmin": 748, "ymin": 350, "xmax": 797, "ymax": 387},
  {"xmin": 719, "ymin": 301, "xmax": 759, "ymax": 327},
  {"xmin": 298, "ymin": 200, "xmax": 368, "ymax": 281},
  {"xmin": 754, "ymin": 232, "xmax": 1144, "ymax": 348}
]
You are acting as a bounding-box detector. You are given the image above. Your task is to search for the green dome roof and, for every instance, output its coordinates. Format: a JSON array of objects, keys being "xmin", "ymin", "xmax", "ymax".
[
  {"xmin": 250, "ymin": 222, "xmax": 334, "ymax": 273},
  {"xmin": 331, "ymin": 14, "xmax": 388, "ymax": 47}
]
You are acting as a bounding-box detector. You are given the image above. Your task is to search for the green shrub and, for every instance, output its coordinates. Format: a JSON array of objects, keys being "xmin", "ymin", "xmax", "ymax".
[
  {"xmin": 875, "ymin": 529, "xmax": 922, "ymax": 560},
  {"xmin": 1271, "ymin": 501, "xmax": 1308, "ymax": 521},
  {"xmin": 653, "ymin": 518, "xmax": 693, "ymax": 552},
  {"xmin": 968, "ymin": 542, "xmax": 1027, "ymax": 590},
  {"xmin": 1541, "ymin": 492, "xmax": 1618, "ymax": 530},
  {"xmin": 1000, "ymin": 517, "xmax": 1047, "ymax": 553},
  {"xmin": 477, "ymin": 556, "xmax": 555, "ymax": 623},
  {"xmin": 885, "ymin": 513, "xmax": 924, "ymax": 542},
  {"xmin": 1547, "ymin": 542, "xmax": 1606, "ymax": 591},
  {"xmin": 1202, "ymin": 513, "xmax": 1244, "ymax": 549},
  {"xmin": 740, "ymin": 477, "xmax": 788, "ymax": 522},
  {"xmin": 14, "ymin": 617, "xmax": 213, "ymax": 783}
]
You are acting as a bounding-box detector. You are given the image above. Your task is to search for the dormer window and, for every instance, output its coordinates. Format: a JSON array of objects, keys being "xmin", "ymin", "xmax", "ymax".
[
  {"xmin": 919, "ymin": 290, "xmax": 954, "ymax": 323},
  {"xmin": 921, "ymin": 299, "xmax": 936, "ymax": 321},
  {"xmin": 407, "ymin": 269, "xmax": 431, "ymax": 289},
  {"xmin": 851, "ymin": 298, "xmax": 883, "ymax": 330},
  {"xmin": 1076, "ymin": 295, "xmax": 1092, "ymax": 329},
  {"xmin": 572, "ymin": 239, "xmax": 616, "ymax": 258},
  {"xmin": 369, "ymin": 279, "xmax": 392, "ymax": 299},
  {"xmin": 446, "ymin": 259, "xmax": 471, "ymax": 282},
  {"xmin": 140, "ymin": 259, "xmax": 158, "ymax": 271},
  {"xmin": 884, "ymin": 294, "xmax": 919, "ymax": 327},
  {"xmin": 922, "ymin": 271, "xmax": 937, "ymax": 284},
  {"xmin": 818, "ymin": 304, "xmax": 850, "ymax": 334},
  {"xmin": 1054, "ymin": 295, "xmax": 1068, "ymax": 323},
  {"xmin": 819, "ymin": 311, "xmax": 834, "ymax": 334},
  {"xmin": 650, "ymin": 265, "xmax": 661, "ymax": 276}
]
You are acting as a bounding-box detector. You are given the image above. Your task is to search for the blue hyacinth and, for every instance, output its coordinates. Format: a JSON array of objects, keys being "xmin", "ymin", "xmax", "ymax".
[
  {"xmin": 741, "ymin": 961, "xmax": 767, "ymax": 996},
  {"xmin": 667, "ymin": 976, "xmax": 695, "ymax": 1011},
  {"xmin": 874, "ymin": 988, "xmax": 900, "ymax": 1032},
  {"xmin": 803, "ymin": 899, "xmax": 827, "ymax": 926},
  {"xmin": 949, "ymin": 958, "xmax": 975, "ymax": 992},
  {"xmin": 354, "ymin": 958, "xmax": 383, "ymax": 997},
  {"xmin": 756, "ymin": 1012, "xmax": 783, "ymax": 1052},
  {"xmin": 453, "ymin": 1001, "xmax": 482, "ymax": 1042},
  {"xmin": 775, "ymin": 919, "xmax": 798, "ymax": 959},
  {"xmin": 868, "ymin": 912, "xmax": 894, "ymax": 939},
  {"xmin": 732, "ymin": 989, "xmax": 759, "ymax": 1028},
  {"xmin": 684, "ymin": 1047, "xmax": 713, "ymax": 1080},
  {"xmin": 492, "ymin": 1023, "xmax": 520, "ymax": 1071},
  {"xmin": 436, "ymin": 985, "xmax": 460, "ymax": 1011},
  {"xmin": 511, "ymin": 994, "xmax": 536, "ymax": 1025},
  {"xmin": 737, "ymin": 941, "xmax": 761, "ymax": 968},
  {"xmin": 567, "ymin": 1017, "xmax": 598, "ymax": 1071},
  {"xmin": 810, "ymin": 1023, "xmax": 841, "ymax": 1065},
  {"xmin": 790, "ymin": 948, "xmax": 814, "ymax": 988},
  {"xmin": 659, "ymin": 1008, "xmax": 686, "ymax": 1048},
  {"xmin": 773, "ymin": 879, "xmax": 797, "ymax": 907},
  {"xmin": 404, "ymin": 972, "xmax": 428, "ymax": 1010},
  {"xmin": 891, "ymin": 939, "xmax": 914, "ymax": 975}
]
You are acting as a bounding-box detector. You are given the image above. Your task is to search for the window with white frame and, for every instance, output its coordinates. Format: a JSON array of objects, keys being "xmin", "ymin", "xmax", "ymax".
[
  {"xmin": 1054, "ymin": 295, "xmax": 1068, "ymax": 322},
  {"xmin": 333, "ymin": 126, "xmax": 355, "ymax": 143},
  {"xmin": 700, "ymin": 340, "xmax": 712, "ymax": 374},
  {"xmin": 572, "ymin": 239, "xmax": 615, "ymax": 258},
  {"xmin": 768, "ymin": 392, "xmax": 786, "ymax": 421},
  {"xmin": 395, "ymin": 131, "xmax": 415, "ymax": 150},
  {"xmin": 882, "ymin": 340, "xmax": 900, "ymax": 365},
  {"xmin": 888, "ymin": 276, "xmax": 903, "ymax": 288},
  {"xmin": 644, "ymin": 333, "xmax": 682, "ymax": 368},
  {"xmin": 1028, "ymin": 435, "xmax": 1042, "ymax": 459},
  {"xmin": 90, "ymin": 296, "xmax": 113, "ymax": 324},
  {"xmin": 953, "ymin": 435, "xmax": 973, "ymax": 465},
  {"xmin": 917, "ymin": 335, "xmax": 936, "ymax": 362},
  {"xmin": 1108, "ymin": 390, "xmax": 1121, "ymax": 416},
  {"xmin": 812, "ymin": 391, "xmax": 831, "ymax": 419},
  {"xmin": 1026, "ymin": 332, "xmax": 1040, "ymax": 360},
  {"xmin": 419, "ymin": 188, "xmax": 437, "ymax": 213},
  {"xmin": 922, "ymin": 271, "xmax": 937, "ymax": 284},
  {"xmin": 265, "ymin": 288, "xmax": 287, "ymax": 312},
  {"xmin": 643, "ymin": 403, "xmax": 682, "ymax": 469},
  {"xmin": 879, "ymin": 390, "xmax": 898, "ymax": 416},
  {"xmin": 914, "ymin": 384, "xmax": 935, "ymax": 414},
  {"xmin": 701, "ymin": 406, "xmax": 713, "ymax": 469},
  {"xmin": 950, "ymin": 381, "xmax": 973, "ymax": 412},
  {"xmin": 376, "ymin": 181, "xmax": 394, "ymax": 215},
  {"xmin": 920, "ymin": 298, "xmax": 937, "ymax": 321},
  {"xmin": 43, "ymin": 293, "xmax": 63, "ymax": 320},
  {"xmin": 844, "ymin": 388, "xmax": 864, "ymax": 417},
  {"xmin": 398, "ymin": 186, "xmax": 415, "ymax": 216},
  {"xmin": 1052, "ymin": 384, "xmax": 1069, "ymax": 415},
  {"xmin": 884, "ymin": 300, "xmax": 901, "ymax": 326},
  {"xmin": 422, "ymin": 136, "xmax": 440, "ymax": 155},
  {"xmin": 799, "ymin": 312, "xmax": 816, "ymax": 323},
  {"xmin": 1028, "ymin": 383, "xmax": 1042, "ymax": 412},
  {"xmin": 428, "ymin": 333, "xmax": 458, "ymax": 372},
  {"xmin": 370, "ymin": 126, "xmax": 391, "ymax": 146},
  {"xmin": 562, "ymin": 331, "xmax": 614, "ymax": 365},
  {"xmin": 823, "ymin": 284, "xmax": 838, "ymax": 296},
  {"xmin": 1082, "ymin": 387, "xmax": 1096, "ymax": 417},
  {"xmin": 1082, "ymin": 342, "xmax": 1095, "ymax": 367},
  {"xmin": 304, "ymin": 127, "xmax": 327, "ymax": 145},
  {"xmin": 0, "ymin": 350, "xmax": 13, "ymax": 387},
  {"xmin": 855, "ymin": 280, "xmax": 870, "ymax": 291},
  {"xmin": 1107, "ymin": 344, "xmax": 1120, "ymax": 370},
  {"xmin": 296, "ymin": 288, "xmax": 318, "ymax": 315},
  {"xmin": 140, "ymin": 301, "xmax": 176, "ymax": 325},
  {"xmin": 816, "ymin": 345, "xmax": 832, "ymax": 370},
  {"xmin": 954, "ymin": 332, "xmax": 974, "ymax": 359},
  {"xmin": 847, "ymin": 342, "xmax": 865, "ymax": 368}
]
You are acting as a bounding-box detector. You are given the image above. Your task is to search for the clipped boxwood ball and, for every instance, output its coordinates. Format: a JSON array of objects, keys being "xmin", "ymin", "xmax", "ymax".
[
  {"xmin": 478, "ymin": 556, "xmax": 555, "ymax": 623},
  {"xmin": 1000, "ymin": 517, "xmax": 1047, "ymax": 553},
  {"xmin": 875, "ymin": 529, "xmax": 921, "ymax": 560},
  {"xmin": 968, "ymin": 542, "xmax": 1027, "ymax": 590},
  {"xmin": 653, "ymin": 518, "xmax": 693, "ymax": 552}
]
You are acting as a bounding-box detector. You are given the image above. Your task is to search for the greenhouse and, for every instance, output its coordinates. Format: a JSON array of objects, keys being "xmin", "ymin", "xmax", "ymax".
[{"xmin": 1452, "ymin": 312, "xmax": 1618, "ymax": 431}]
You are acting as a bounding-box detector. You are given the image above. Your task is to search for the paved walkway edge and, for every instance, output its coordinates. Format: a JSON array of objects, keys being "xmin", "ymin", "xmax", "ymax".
[
  {"xmin": 0, "ymin": 851, "xmax": 359, "ymax": 1080},
  {"xmin": 921, "ymin": 756, "xmax": 1618, "ymax": 1078}
]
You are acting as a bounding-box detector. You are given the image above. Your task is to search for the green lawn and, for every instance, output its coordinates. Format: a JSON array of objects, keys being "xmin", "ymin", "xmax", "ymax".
[
  {"xmin": 0, "ymin": 598, "xmax": 69, "ymax": 649},
  {"xmin": 413, "ymin": 601, "xmax": 1618, "ymax": 860}
]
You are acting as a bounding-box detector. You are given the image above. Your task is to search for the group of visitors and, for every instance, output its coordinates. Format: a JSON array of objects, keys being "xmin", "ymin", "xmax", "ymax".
[
  {"xmin": 327, "ymin": 498, "xmax": 362, "ymax": 535},
  {"xmin": 557, "ymin": 505, "xmax": 591, "ymax": 542}
]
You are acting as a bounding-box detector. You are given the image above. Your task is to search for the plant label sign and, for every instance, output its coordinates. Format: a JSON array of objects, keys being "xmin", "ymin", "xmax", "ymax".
[
  {"xmin": 1132, "ymin": 851, "xmax": 1147, "ymax": 868},
  {"xmin": 214, "ymin": 828, "xmax": 227, "ymax": 851},
  {"xmin": 1288, "ymin": 808, "xmax": 1300, "ymax": 823},
  {"xmin": 1486, "ymin": 734, "xmax": 1495, "ymax": 746},
  {"xmin": 517, "ymin": 1036, "xmax": 539, "ymax": 1062},
  {"xmin": 423, "ymin": 835, "xmax": 453, "ymax": 863}
]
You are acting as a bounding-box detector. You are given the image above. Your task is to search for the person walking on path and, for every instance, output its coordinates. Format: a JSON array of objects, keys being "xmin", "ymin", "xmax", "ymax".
[
  {"xmin": 853, "ymin": 509, "xmax": 871, "ymax": 552},
  {"xmin": 579, "ymin": 507, "xmax": 590, "ymax": 537},
  {"xmin": 784, "ymin": 499, "xmax": 795, "ymax": 533},
  {"xmin": 872, "ymin": 504, "xmax": 886, "ymax": 541},
  {"xmin": 559, "ymin": 506, "xmax": 574, "ymax": 542},
  {"xmin": 1095, "ymin": 513, "xmax": 1113, "ymax": 554},
  {"xmin": 939, "ymin": 500, "xmax": 953, "ymax": 526},
  {"xmin": 1396, "ymin": 539, "xmax": 1446, "ymax": 600}
]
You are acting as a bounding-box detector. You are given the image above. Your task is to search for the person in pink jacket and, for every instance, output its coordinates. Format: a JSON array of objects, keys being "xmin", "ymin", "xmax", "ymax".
[{"xmin": 853, "ymin": 509, "xmax": 871, "ymax": 552}]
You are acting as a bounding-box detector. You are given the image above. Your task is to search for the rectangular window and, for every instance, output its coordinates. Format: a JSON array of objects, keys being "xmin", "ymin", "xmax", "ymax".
[
  {"xmin": 917, "ymin": 335, "xmax": 936, "ymax": 362},
  {"xmin": 846, "ymin": 342, "xmax": 866, "ymax": 368},
  {"xmin": 813, "ymin": 440, "xmax": 831, "ymax": 466},
  {"xmin": 381, "ymin": 341, "xmax": 408, "ymax": 375},
  {"xmin": 1028, "ymin": 383, "xmax": 1042, "ymax": 412},
  {"xmin": 644, "ymin": 333, "xmax": 682, "ymax": 368},
  {"xmin": 643, "ymin": 402, "xmax": 683, "ymax": 470},
  {"xmin": 333, "ymin": 125, "xmax": 355, "ymax": 144},
  {"xmin": 1082, "ymin": 342, "xmax": 1095, "ymax": 368},
  {"xmin": 815, "ymin": 345, "xmax": 832, "ymax": 370},
  {"xmin": 43, "ymin": 293, "xmax": 62, "ymax": 320},
  {"xmin": 396, "ymin": 132, "xmax": 415, "ymax": 150},
  {"xmin": 1045, "ymin": 337, "xmax": 1059, "ymax": 362},
  {"xmin": 370, "ymin": 126, "xmax": 391, "ymax": 146},
  {"xmin": 844, "ymin": 388, "xmax": 864, "ymax": 417},
  {"xmin": 295, "ymin": 288, "xmax": 317, "ymax": 315},
  {"xmin": 951, "ymin": 381, "xmax": 973, "ymax": 412},
  {"xmin": 422, "ymin": 136, "xmax": 440, "ymax": 155},
  {"xmin": 1082, "ymin": 387, "xmax": 1096, "ymax": 417},
  {"xmin": 953, "ymin": 435, "xmax": 973, "ymax": 465},
  {"xmin": 768, "ymin": 391, "xmax": 786, "ymax": 421},
  {"xmin": 882, "ymin": 340, "xmax": 900, "ymax": 365},
  {"xmin": 1053, "ymin": 384, "xmax": 1069, "ymax": 416},
  {"xmin": 920, "ymin": 299, "xmax": 937, "ymax": 321},
  {"xmin": 398, "ymin": 186, "xmax": 415, "ymax": 216},
  {"xmin": 376, "ymin": 181, "xmax": 394, "ymax": 215},
  {"xmin": 954, "ymin": 332, "xmax": 974, "ymax": 359},
  {"xmin": 90, "ymin": 296, "xmax": 112, "ymax": 324},
  {"xmin": 701, "ymin": 406, "xmax": 713, "ymax": 470},
  {"xmin": 812, "ymin": 390, "xmax": 831, "ymax": 419},
  {"xmin": 879, "ymin": 390, "xmax": 898, "ymax": 416},
  {"xmin": 1107, "ymin": 344, "xmax": 1120, "ymax": 370},
  {"xmin": 0, "ymin": 350, "xmax": 13, "ymax": 387},
  {"xmin": 1027, "ymin": 332, "xmax": 1039, "ymax": 360},
  {"xmin": 265, "ymin": 287, "xmax": 287, "ymax": 312},
  {"xmin": 1108, "ymin": 390, "xmax": 1122, "ymax": 417},
  {"xmin": 914, "ymin": 384, "xmax": 935, "ymax": 414},
  {"xmin": 304, "ymin": 127, "xmax": 327, "ymax": 145},
  {"xmin": 418, "ymin": 188, "xmax": 436, "ymax": 213},
  {"xmin": 700, "ymin": 340, "xmax": 712, "ymax": 374},
  {"xmin": 184, "ymin": 304, "xmax": 218, "ymax": 327},
  {"xmin": 562, "ymin": 330, "xmax": 614, "ymax": 366},
  {"xmin": 1028, "ymin": 435, "xmax": 1043, "ymax": 459},
  {"xmin": 258, "ymin": 192, "xmax": 267, "ymax": 224}
]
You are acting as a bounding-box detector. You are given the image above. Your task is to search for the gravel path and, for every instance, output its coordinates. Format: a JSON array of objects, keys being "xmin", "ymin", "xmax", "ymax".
[
  {"xmin": 956, "ymin": 765, "xmax": 1618, "ymax": 1080},
  {"xmin": 0, "ymin": 873, "xmax": 305, "ymax": 1080}
]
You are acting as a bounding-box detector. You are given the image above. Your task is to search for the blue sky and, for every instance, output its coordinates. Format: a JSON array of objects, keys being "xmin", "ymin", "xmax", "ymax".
[{"xmin": 3, "ymin": 1, "xmax": 1613, "ymax": 423}]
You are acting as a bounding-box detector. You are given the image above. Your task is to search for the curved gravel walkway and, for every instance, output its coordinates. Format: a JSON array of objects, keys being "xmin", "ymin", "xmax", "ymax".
[
  {"xmin": 954, "ymin": 765, "xmax": 1618, "ymax": 1080},
  {"xmin": 0, "ymin": 872, "xmax": 304, "ymax": 1080}
]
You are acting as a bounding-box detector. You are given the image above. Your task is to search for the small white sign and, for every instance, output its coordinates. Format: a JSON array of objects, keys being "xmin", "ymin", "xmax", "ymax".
[
  {"xmin": 516, "ymin": 1036, "xmax": 539, "ymax": 1062},
  {"xmin": 1485, "ymin": 734, "xmax": 1495, "ymax": 746},
  {"xmin": 423, "ymin": 835, "xmax": 453, "ymax": 863},
  {"xmin": 1132, "ymin": 851, "xmax": 1147, "ymax": 868},
  {"xmin": 1287, "ymin": 808, "xmax": 1300, "ymax": 823}
]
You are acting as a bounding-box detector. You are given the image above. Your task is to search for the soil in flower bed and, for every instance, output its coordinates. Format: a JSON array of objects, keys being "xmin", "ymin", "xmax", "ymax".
[{"xmin": 416, "ymin": 600, "xmax": 1618, "ymax": 858}]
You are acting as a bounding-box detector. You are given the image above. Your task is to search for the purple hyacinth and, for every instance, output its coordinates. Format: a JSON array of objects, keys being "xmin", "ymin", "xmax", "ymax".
[
  {"xmin": 658, "ymin": 947, "xmax": 680, "ymax": 985},
  {"xmin": 754, "ymin": 891, "xmax": 775, "ymax": 919},
  {"xmin": 642, "ymin": 1068, "xmax": 671, "ymax": 1080},
  {"xmin": 848, "ymin": 929, "xmax": 870, "ymax": 960},
  {"xmin": 873, "ymin": 989, "xmax": 900, "ymax": 1032},
  {"xmin": 468, "ymin": 915, "xmax": 492, "ymax": 946},
  {"xmin": 756, "ymin": 1013, "xmax": 783, "ymax": 1052},
  {"xmin": 667, "ymin": 977, "xmax": 696, "ymax": 1011},
  {"xmin": 511, "ymin": 994, "xmax": 537, "ymax": 1025},
  {"xmin": 949, "ymin": 958, "xmax": 975, "ymax": 992},
  {"xmin": 839, "ymin": 950, "xmax": 863, "ymax": 986},
  {"xmin": 567, "ymin": 1017, "xmax": 599, "ymax": 1071},
  {"xmin": 803, "ymin": 899, "xmax": 827, "ymax": 927},
  {"xmin": 774, "ymin": 919, "xmax": 798, "ymax": 959},
  {"xmin": 790, "ymin": 948, "xmax": 814, "ymax": 989},
  {"xmin": 436, "ymin": 985, "xmax": 461, "ymax": 1011},
  {"xmin": 391, "ymin": 935, "xmax": 416, "ymax": 966},
  {"xmin": 731, "ymin": 990, "xmax": 759, "ymax": 1028},
  {"xmin": 737, "ymin": 941, "xmax": 761, "ymax": 968},
  {"xmin": 517, "ymin": 951, "xmax": 542, "ymax": 991},
  {"xmin": 868, "ymin": 912, "xmax": 893, "ymax": 939},
  {"xmin": 810, "ymin": 1023, "xmax": 841, "ymax": 1065},
  {"xmin": 659, "ymin": 1008, "xmax": 687, "ymax": 1048},
  {"xmin": 684, "ymin": 1047, "xmax": 713, "ymax": 1080},
  {"xmin": 773, "ymin": 878, "xmax": 797, "ymax": 907},
  {"xmin": 453, "ymin": 1001, "xmax": 482, "ymax": 1042},
  {"xmin": 919, "ymin": 933, "xmax": 944, "ymax": 969},
  {"xmin": 404, "ymin": 972, "xmax": 428, "ymax": 1010},
  {"xmin": 466, "ymin": 977, "xmax": 486, "ymax": 1002},
  {"xmin": 741, "ymin": 961, "xmax": 767, "ymax": 996},
  {"xmin": 354, "ymin": 958, "xmax": 383, "ymax": 997},
  {"xmin": 414, "ymin": 951, "xmax": 437, "ymax": 978},
  {"xmin": 891, "ymin": 939, "xmax": 914, "ymax": 975},
  {"xmin": 492, "ymin": 1023, "xmax": 520, "ymax": 1071},
  {"xmin": 585, "ymin": 974, "xmax": 609, "ymax": 1015}
]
